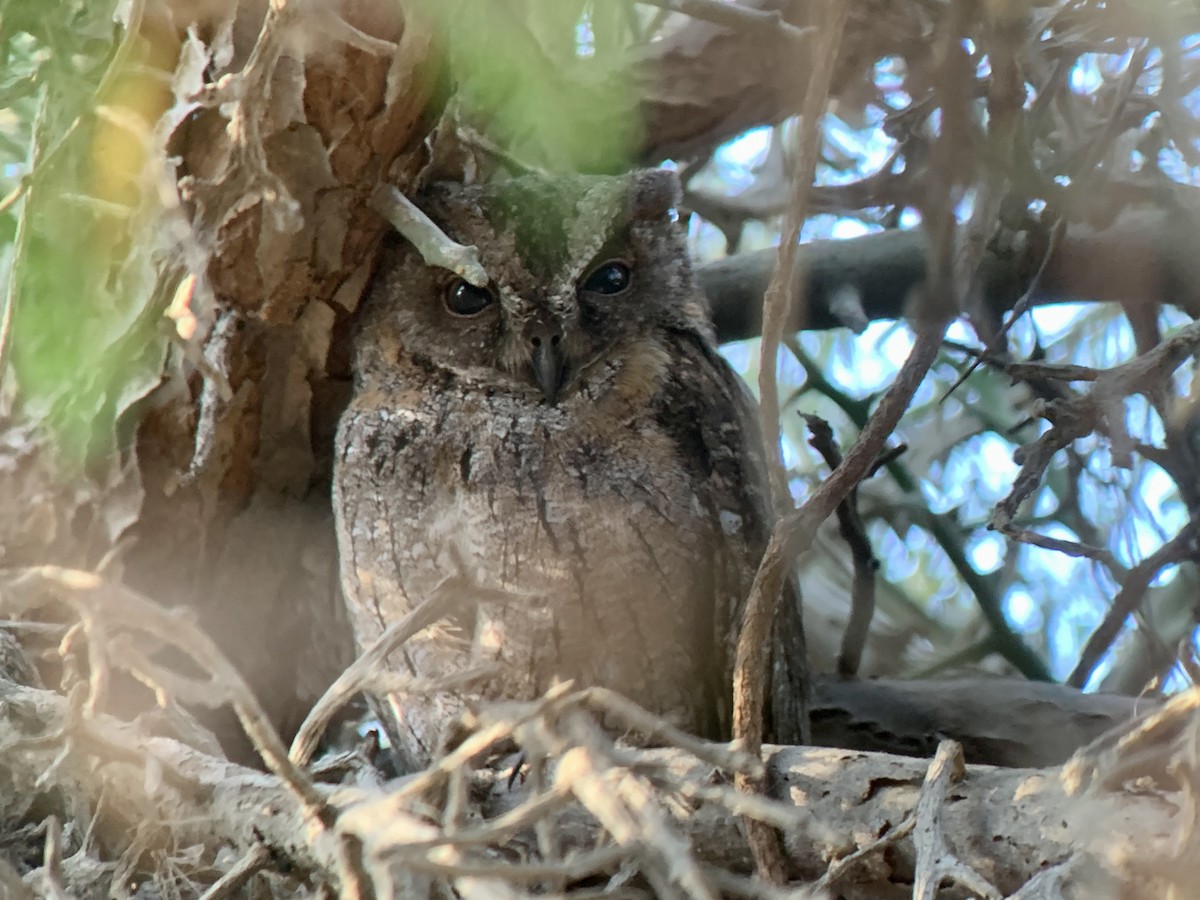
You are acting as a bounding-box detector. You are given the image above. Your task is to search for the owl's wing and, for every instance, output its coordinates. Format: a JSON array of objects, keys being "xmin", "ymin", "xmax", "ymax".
[{"xmin": 658, "ymin": 327, "xmax": 810, "ymax": 744}]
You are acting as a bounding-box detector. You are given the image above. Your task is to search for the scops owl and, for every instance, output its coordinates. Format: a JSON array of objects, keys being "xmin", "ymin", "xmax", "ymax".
[{"xmin": 334, "ymin": 169, "xmax": 807, "ymax": 772}]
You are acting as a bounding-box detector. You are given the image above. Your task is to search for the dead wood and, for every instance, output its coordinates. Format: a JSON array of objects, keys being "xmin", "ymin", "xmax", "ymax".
[{"xmin": 0, "ymin": 666, "xmax": 1186, "ymax": 898}]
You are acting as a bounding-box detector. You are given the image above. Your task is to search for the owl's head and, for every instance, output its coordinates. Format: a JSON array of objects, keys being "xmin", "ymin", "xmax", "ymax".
[{"xmin": 358, "ymin": 169, "xmax": 712, "ymax": 404}]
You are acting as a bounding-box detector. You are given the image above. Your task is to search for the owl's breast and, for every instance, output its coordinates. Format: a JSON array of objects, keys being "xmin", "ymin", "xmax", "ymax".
[{"xmin": 333, "ymin": 382, "xmax": 728, "ymax": 745}]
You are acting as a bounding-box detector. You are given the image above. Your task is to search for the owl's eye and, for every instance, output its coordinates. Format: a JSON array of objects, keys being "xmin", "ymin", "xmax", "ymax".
[
  {"xmin": 445, "ymin": 279, "xmax": 495, "ymax": 317},
  {"xmin": 581, "ymin": 260, "xmax": 632, "ymax": 296}
]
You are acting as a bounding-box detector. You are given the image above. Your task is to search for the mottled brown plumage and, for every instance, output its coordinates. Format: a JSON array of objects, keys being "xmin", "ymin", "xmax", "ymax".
[{"xmin": 333, "ymin": 170, "xmax": 806, "ymax": 772}]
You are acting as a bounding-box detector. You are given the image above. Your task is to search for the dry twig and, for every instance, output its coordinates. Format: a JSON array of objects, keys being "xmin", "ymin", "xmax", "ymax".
[
  {"xmin": 197, "ymin": 844, "xmax": 272, "ymax": 900},
  {"xmin": 733, "ymin": 317, "xmax": 948, "ymax": 882},
  {"xmin": 371, "ymin": 184, "xmax": 490, "ymax": 287},
  {"xmin": 740, "ymin": 0, "xmax": 852, "ymax": 881},
  {"xmin": 912, "ymin": 741, "xmax": 1002, "ymax": 900},
  {"xmin": 1068, "ymin": 524, "xmax": 1200, "ymax": 688},
  {"xmin": 756, "ymin": 0, "xmax": 851, "ymax": 506},
  {"xmin": 290, "ymin": 580, "xmax": 468, "ymax": 767},
  {"xmin": 801, "ymin": 414, "xmax": 880, "ymax": 677}
]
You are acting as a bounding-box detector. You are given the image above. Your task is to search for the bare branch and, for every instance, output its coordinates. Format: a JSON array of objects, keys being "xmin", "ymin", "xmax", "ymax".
[
  {"xmin": 734, "ymin": 315, "xmax": 947, "ymax": 888},
  {"xmin": 371, "ymin": 184, "xmax": 490, "ymax": 287},
  {"xmin": 699, "ymin": 197, "xmax": 1200, "ymax": 343},
  {"xmin": 757, "ymin": 0, "xmax": 850, "ymax": 508},
  {"xmin": 912, "ymin": 741, "xmax": 1002, "ymax": 900},
  {"xmin": 800, "ymin": 414, "xmax": 879, "ymax": 678},
  {"xmin": 290, "ymin": 581, "xmax": 465, "ymax": 767},
  {"xmin": 1068, "ymin": 525, "xmax": 1200, "ymax": 689}
]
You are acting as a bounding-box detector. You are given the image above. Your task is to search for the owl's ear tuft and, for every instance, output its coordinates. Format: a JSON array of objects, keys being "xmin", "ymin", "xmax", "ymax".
[{"xmin": 630, "ymin": 169, "xmax": 681, "ymax": 222}]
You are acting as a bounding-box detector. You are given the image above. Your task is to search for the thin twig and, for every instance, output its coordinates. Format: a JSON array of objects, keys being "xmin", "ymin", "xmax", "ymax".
[
  {"xmin": 785, "ymin": 336, "xmax": 1051, "ymax": 677},
  {"xmin": 356, "ymin": 782, "xmax": 576, "ymax": 860},
  {"xmin": 371, "ymin": 184, "xmax": 489, "ymax": 286},
  {"xmin": 7, "ymin": 567, "xmax": 332, "ymax": 823},
  {"xmin": 756, "ymin": 0, "xmax": 850, "ymax": 509},
  {"xmin": 558, "ymin": 713, "xmax": 715, "ymax": 900},
  {"xmin": 801, "ymin": 414, "xmax": 880, "ymax": 677},
  {"xmin": 573, "ymin": 686, "xmax": 763, "ymax": 776},
  {"xmin": 386, "ymin": 684, "xmax": 576, "ymax": 805},
  {"xmin": 735, "ymin": 320, "xmax": 945, "ymax": 895},
  {"xmin": 290, "ymin": 584, "xmax": 462, "ymax": 766},
  {"xmin": 814, "ymin": 818, "xmax": 915, "ymax": 894},
  {"xmin": 197, "ymin": 844, "xmax": 272, "ymax": 900},
  {"xmin": 1068, "ymin": 523, "xmax": 1200, "ymax": 689},
  {"xmin": 941, "ymin": 216, "xmax": 1067, "ymax": 402},
  {"xmin": 740, "ymin": 0, "xmax": 852, "ymax": 884},
  {"xmin": 994, "ymin": 320, "xmax": 1200, "ymax": 529}
]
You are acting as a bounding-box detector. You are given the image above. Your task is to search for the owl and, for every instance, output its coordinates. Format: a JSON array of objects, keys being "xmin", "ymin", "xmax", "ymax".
[{"xmin": 333, "ymin": 169, "xmax": 807, "ymax": 772}]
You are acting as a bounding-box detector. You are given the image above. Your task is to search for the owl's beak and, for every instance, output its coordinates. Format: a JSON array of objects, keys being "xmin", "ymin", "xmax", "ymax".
[{"xmin": 530, "ymin": 332, "xmax": 568, "ymax": 404}]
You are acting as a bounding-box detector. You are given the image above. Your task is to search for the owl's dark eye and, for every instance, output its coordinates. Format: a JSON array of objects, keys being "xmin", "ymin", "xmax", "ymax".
[
  {"xmin": 445, "ymin": 279, "xmax": 495, "ymax": 317},
  {"xmin": 581, "ymin": 260, "xmax": 632, "ymax": 296}
]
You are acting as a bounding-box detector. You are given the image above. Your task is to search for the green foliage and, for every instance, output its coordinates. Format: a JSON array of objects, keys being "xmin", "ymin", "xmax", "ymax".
[
  {"xmin": 418, "ymin": 0, "xmax": 642, "ymax": 172},
  {"xmin": 0, "ymin": 0, "xmax": 170, "ymax": 463}
]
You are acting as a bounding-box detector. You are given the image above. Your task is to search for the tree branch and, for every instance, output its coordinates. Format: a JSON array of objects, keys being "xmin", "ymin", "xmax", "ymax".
[
  {"xmin": 699, "ymin": 199, "xmax": 1200, "ymax": 343},
  {"xmin": 0, "ymin": 669, "xmax": 1183, "ymax": 898},
  {"xmin": 809, "ymin": 675, "xmax": 1147, "ymax": 768},
  {"xmin": 475, "ymin": 741, "xmax": 1184, "ymax": 897}
]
